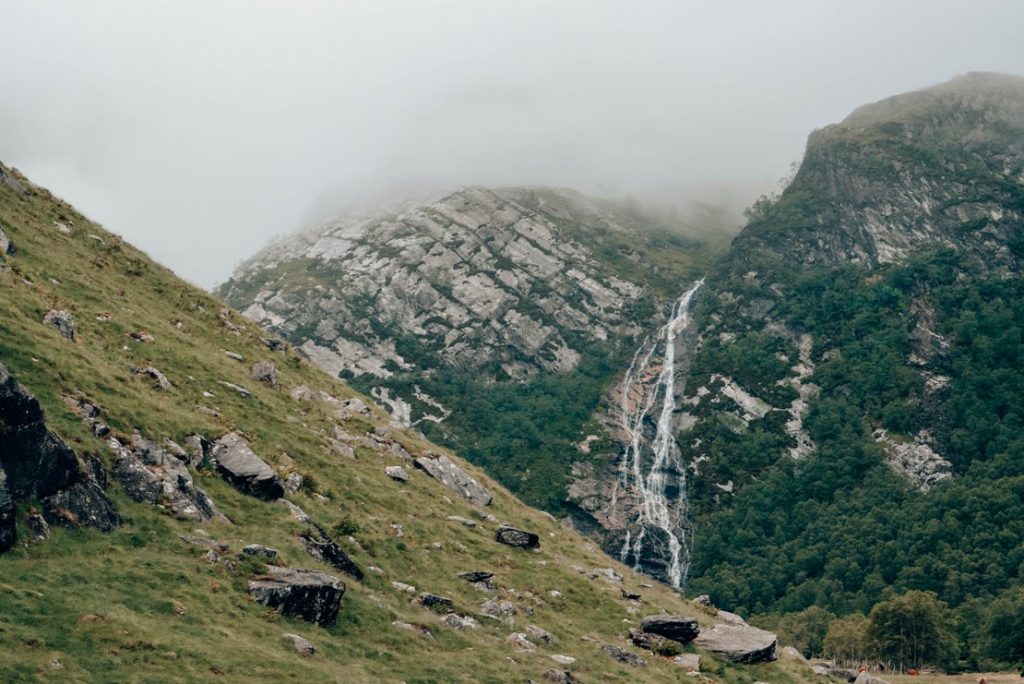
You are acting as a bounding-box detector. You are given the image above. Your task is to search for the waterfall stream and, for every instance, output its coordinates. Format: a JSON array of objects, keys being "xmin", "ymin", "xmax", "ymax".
[{"xmin": 614, "ymin": 279, "xmax": 703, "ymax": 589}]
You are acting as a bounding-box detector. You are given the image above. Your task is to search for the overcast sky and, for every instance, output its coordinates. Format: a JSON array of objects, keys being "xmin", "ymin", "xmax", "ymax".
[{"xmin": 1, "ymin": 0, "xmax": 1022, "ymax": 286}]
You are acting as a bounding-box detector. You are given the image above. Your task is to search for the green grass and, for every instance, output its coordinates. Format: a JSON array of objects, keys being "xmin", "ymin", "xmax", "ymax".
[{"xmin": 0, "ymin": 165, "xmax": 816, "ymax": 682}]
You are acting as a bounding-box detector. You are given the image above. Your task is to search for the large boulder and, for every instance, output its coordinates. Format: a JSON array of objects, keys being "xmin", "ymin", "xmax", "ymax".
[
  {"xmin": 41, "ymin": 478, "xmax": 122, "ymax": 531},
  {"xmin": 248, "ymin": 566, "xmax": 345, "ymax": 627},
  {"xmin": 211, "ymin": 433, "xmax": 284, "ymax": 500},
  {"xmin": 413, "ymin": 454, "xmax": 492, "ymax": 506},
  {"xmin": 640, "ymin": 614, "xmax": 700, "ymax": 645},
  {"xmin": 110, "ymin": 435, "xmax": 223, "ymax": 522},
  {"xmin": 694, "ymin": 618, "xmax": 777, "ymax": 664},
  {"xmin": 496, "ymin": 524, "xmax": 540, "ymax": 549}
]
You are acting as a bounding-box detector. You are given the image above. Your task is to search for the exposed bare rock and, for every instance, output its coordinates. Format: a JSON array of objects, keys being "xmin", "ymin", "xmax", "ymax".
[
  {"xmin": 109, "ymin": 435, "xmax": 224, "ymax": 522},
  {"xmin": 0, "ymin": 226, "xmax": 15, "ymax": 255},
  {"xmin": 133, "ymin": 366, "xmax": 172, "ymax": 390},
  {"xmin": 300, "ymin": 527, "xmax": 364, "ymax": 581},
  {"xmin": 248, "ymin": 566, "xmax": 345, "ymax": 627},
  {"xmin": 694, "ymin": 619, "xmax": 777, "ymax": 664},
  {"xmin": 250, "ymin": 361, "xmax": 279, "ymax": 388},
  {"xmin": 385, "ymin": 465, "xmax": 409, "ymax": 482},
  {"xmin": 440, "ymin": 613, "xmax": 480, "ymax": 630},
  {"xmin": 543, "ymin": 669, "xmax": 579, "ymax": 683},
  {"xmin": 243, "ymin": 544, "xmax": 279, "ymax": 559},
  {"xmin": 27, "ymin": 507, "xmax": 53, "ymax": 540},
  {"xmin": 0, "ymin": 471, "xmax": 14, "ymax": 552},
  {"xmin": 639, "ymin": 614, "xmax": 700, "ymax": 644},
  {"xmin": 495, "ymin": 524, "xmax": 539, "ymax": 549},
  {"xmin": 282, "ymin": 633, "xmax": 315, "ymax": 656},
  {"xmin": 874, "ymin": 429, "xmax": 952, "ymax": 491},
  {"xmin": 414, "ymin": 455, "xmax": 491, "ymax": 506},
  {"xmin": 507, "ymin": 632, "xmax": 536, "ymax": 651},
  {"xmin": 43, "ymin": 310, "xmax": 75, "ymax": 341},
  {"xmin": 853, "ymin": 674, "xmax": 891, "ymax": 684},
  {"xmin": 211, "ymin": 432, "xmax": 284, "ymax": 500},
  {"xmin": 672, "ymin": 653, "xmax": 700, "ymax": 671},
  {"xmin": 600, "ymin": 643, "xmax": 646, "ymax": 667},
  {"xmin": 419, "ymin": 593, "xmax": 455, "ymax": 613}
]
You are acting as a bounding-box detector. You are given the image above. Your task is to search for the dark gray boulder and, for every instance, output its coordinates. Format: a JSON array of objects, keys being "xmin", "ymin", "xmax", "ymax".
[
  {"xmin": 640, "ymin": 614, "xmax": 700, "ymax": 645},
  {"xmin": 110, "ymin": 435, "xmax": 223, "ymax": 521},
  {"xmin": 42, "ymin": 478, "xmax": 122, "ymax": 531},
  {"xmin": 0, "ymin": 471, "xmax": 14, "ymax": 552},
  {"xmin": 26, "ymin": 510, "xmax": 50, "ymax": 541},
  {"xmin": 458, "ymin": 571, "xmax": 494, "ymax": 583},
  {"xmin": 419, "ymin": 593, "xmax": 455, "ymax": 613},
  {"xmin": 211, "ymin": 433, "xmax": 284, "ymax": 500},
  {"xmin": 413, "ymin": 454, "xmax": 492, "ymax": 506},
  {"xmin": 243, "ymin": 544, "xmax": 279, "ymax": 559},
  {"xmin": 496, "ymin": 524, "xmax": 540, "ymax": 549},
  {"xmin": 300, "ymin": 528, "xmax": 363, "ymax": 581},
  {"xmin": 248, "ymin": 566, "xmax": 345, "ymax": 627}
]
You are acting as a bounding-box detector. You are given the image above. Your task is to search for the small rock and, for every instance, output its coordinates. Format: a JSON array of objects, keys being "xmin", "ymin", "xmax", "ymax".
[
  {"xmin": 458, "ymin": 571, "xmax": 494, "ymax": 583},
  {"xmin": 218, "ymin": 381, "xmax": 252, "ymax": 398},
  {"xmin": 283, "ymin": 633, "xmax": 315, "ymax": 656},
  {"xmin": 447, "ymin": 515, "xmax": 477, "ymax": 527},
  {"xmin": 283, "ymin": 472, "xmax": 303, "ymax": 494},
  {"xmin": 591, "ymin": 568, "xmax": 623, "ymax": 582},
  {"xmin": 385, "ymin": 466, "xmax": 409, "ymax": 482},
  {"xmin": 496, "ymin": 525, "xmax": 540, "ymax": 549},
  {"xmin": 527, "ymin": 624, "xmax": 554, "ymax": 644},
  {"xmin": 26, "ymin": 511, "xmax": 50, "ymax": 541},
  {"xmin": 543, "ymin": 670, "xmax": 579, "ymax": 684},
  {"xmin": 600, "ymin": 644, "xmax": 646, "ymax": 667},
  {"xmin": 481, "ymin": 599, "xmax": 517, "ymax": 618},
  {"xmin": 550, "ymin": 655, "xmax": 577, "ymax": 666},
  {"xmin": 392, "ymin": 581, "xmax": 417, "ymax": 594},
  {"xmin": 133, "ymin": 366, "xmax": 172, "ymax": 390},
  {"xmin": 262, "ymin": 337, "xmax": 287, "ymax": 351},
  {"xmin": 414, "ymin": 454, "xmax": 492, "ymax": 506},
  {"xmin": 419, "ymin": 593, "xmax": 455, "ymax": 613},
  {"xmin": 204, "ymin": 550, "xmax": 220, "ymax": 563},
  {"xmin": 672, "ymin": 653, "xmax": 700, "ymax": 672},
  {"xmin": 691, "ymin": 594, "xmax": 712, "ymax": 607},
  {"xmin": 391, "ymin": 621, "xmax": 434, "ymax": 640},
  {"xmin": 507, "ymin": 632, "xmax": 536, "ymax": 651},
  {"xmin": 250, "ymin": 361, "xmax": 278, "ymax": 388},
  {"xmin": 0, "ymin": 227, "xmax": 14, "ymax": 255},
  {"xmin": 223, "ymin": 350, "xmax": 245, "ymax": 362},
  {"xmin": 53, "ymin": 221, "xmax": 72, "ymax": 235},
  {"xmin": 335, "ymin": 397, "xmax": 370, "ymax": 420},
  {"xmin": 853, "ymin": 674, "xmax": 891, "ymax": 684},
  {"xmin": 128, "ymin": 331, "xmax": 155, "ymax": 343},
  {"xmin": 242, "ymin": 544, "xmax": 279, "ymax": 559},
  {"xmin": 441, "ymin": 613, "xmax": 480, "ymax": 630},
  {"xmin": 43, "ymin": 310, "xmax": 76, "ymax": 341}
]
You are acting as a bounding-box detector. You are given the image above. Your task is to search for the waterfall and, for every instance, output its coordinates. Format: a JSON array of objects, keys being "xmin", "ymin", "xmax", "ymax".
[{"xmin": 615, "ymin": 279, "xmax": 703, "ymax": 589}]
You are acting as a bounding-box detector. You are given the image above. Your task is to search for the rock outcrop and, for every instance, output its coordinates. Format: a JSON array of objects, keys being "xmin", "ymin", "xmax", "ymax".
[
  {"xmin": 110, "ymin": 434, "xmax": 224, "ymax": 522},
  {"xmin": 43, "ymin": 310, "xmax": 76, "ymax": 341},
  {"xmin": 211, "ymin": 433, "xmax": 284, "ymax": 500},
  {"xmin": 414, "ymin": 455, "xmax": 491, "ymax": 506},
  {"xmin": 0, "ymin": 471, "xmax": 14, "ymax": 552},
  {"xmin": 639, "ymin": 615, "xmax": 700, "ymax": 644},
  {"xmin": 248, "ymin": 566, "xmax": 345, "ymax": 627},
  {"xmin": 694, "ymin": 613, "xmax": 777, "ymax": 664}
]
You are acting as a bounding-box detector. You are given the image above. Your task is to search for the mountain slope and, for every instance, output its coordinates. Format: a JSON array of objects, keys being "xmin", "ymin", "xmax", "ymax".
[
  {"xmin": 0, "ymin": 164, "xmax": 809, "ymax": 682},
  {"xmin": 218, "ymin": 187, "xmax": 710, "ymax": 512},
  {"xmin": 656, "ymin": 73, "xmax": 1024, "ymax": 662}
]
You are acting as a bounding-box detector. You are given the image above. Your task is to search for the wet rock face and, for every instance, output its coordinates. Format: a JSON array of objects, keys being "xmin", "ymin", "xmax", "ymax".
[
  {"xmin": 414, "ymin": 455, "xmax": 491, "ymax": 506},
  {"xmin": 248, "ymin": 566, "xmax": 345, "ymax": 627},
  {"xmin": 495, "ymin": 525, "xmax": 540, "ymax": 549},
  {"xmin": 211, "ymin": 433, "xmax": 284, "ymax": 500}
]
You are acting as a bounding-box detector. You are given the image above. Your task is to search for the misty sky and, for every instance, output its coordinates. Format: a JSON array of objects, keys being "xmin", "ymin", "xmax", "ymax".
[{"xmin": 1, "ymin": 0, "xmax": 1022, "ymax": 287}]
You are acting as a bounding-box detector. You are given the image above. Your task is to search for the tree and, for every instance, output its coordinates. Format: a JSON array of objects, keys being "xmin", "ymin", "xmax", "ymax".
[
  {"xmin": 866, "ymin": 591, "xmax": 956, "ymax": 671},
  {"xmin": 824, "ymin": 613, "xmax": 871, "ymax": 667}
]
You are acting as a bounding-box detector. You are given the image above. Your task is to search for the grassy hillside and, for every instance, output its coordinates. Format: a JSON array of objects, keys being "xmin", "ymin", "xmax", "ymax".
[{"xmin": 0, "ymin": 164, "xmax": 812, "ymax": 682}]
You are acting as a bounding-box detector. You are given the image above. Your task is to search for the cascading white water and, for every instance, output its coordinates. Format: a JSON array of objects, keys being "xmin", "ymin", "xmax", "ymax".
[{"xmin": 615, "ymin": 279, "xmax": 703, "ymax": 589}]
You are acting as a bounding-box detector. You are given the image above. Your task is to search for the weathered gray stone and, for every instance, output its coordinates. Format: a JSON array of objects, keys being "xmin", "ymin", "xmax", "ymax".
[
  {"xmin": 672, "ymin": 653, "xmax": 700, "ymax": 671},
  {"xmin": 385, "ymin": 465, "xmax": 409, "ymax": 482},
  {"xmin": 640, "ymin": 614, "xmax": 700, "ymax": 645},
  {"xmin": 543, "ymin": 668, "xmax": 579, "ymax": 683},
  {"xmin": 0, "ymin": 227, "xmax": 14, "ymax": 256},
  {"xmin": 495, "ymin": 524, "xmax": 539, "ymax": 549},
  {"xmin": 527, "ymin": 624, "xmax": 554, "ymax": 644},
  {"xmin": 41, "ymin": 478, "xmax": 121, "ymax": 531},
  {"xmin": 133, "ymin": 366, "xmax": 172, "ymax": 390},
  {"xmin": 283, "ymin": 633, "xmax": 315, "ymax": 656},
  {"xmin": 853, "ymin": 674, "xmax": 890, "ymax": 684},
  {"xmin": 26, "ymin": 511, "xmax": 50, "ymax": 541},
  {"xmin": 694, "ymin": 621, "xmax": 777, "ymax": 664},
  {"xmin": 481, "ymin": 599, "xmax": 517, "ymax": 617},
  {"xmin": 600, "ymin": 643, "xmax": 646, "ymax": 667},
  {"xmin": 110, "ymin": 435, "xmax": 223, "ymax": 522},
  {"xmin": 248, "ymin": 566, "xmax": 345, "ymax": 627},
  {"xmin": 43, "ymin": 310, "xmax": 75, "ymax": 341},
  {"xmin": 250, "ymin": 361, "xmax": 279, "ymax": 388},
  {"xmin": 440, "ymin": 613, "xmax": 480, "ymax": 630},
  {"xmin": 414, "ymin": 455, "xmax": 492, "ymax": 506},
  {"xmin": 211, "ymin": 433, "xmax": 284, "ymax": 500},
  {"xmin": 243, "ymin": 544, "xmax": 279, "ymax": 559},
  {"xmin": 300, "ymin": 528, "xmax": 364, "ymax": 581}
]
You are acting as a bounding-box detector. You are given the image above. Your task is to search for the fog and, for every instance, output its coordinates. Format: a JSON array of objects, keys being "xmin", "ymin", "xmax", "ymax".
[{"xmin": 1, "ymin": 0, "xmax": 1022, "ymax": 286}]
